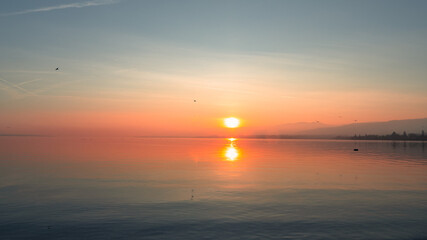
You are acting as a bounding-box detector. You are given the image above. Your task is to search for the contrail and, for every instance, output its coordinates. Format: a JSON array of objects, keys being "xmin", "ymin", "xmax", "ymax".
[
  {"xmin": 17, "ymin": 78, "xmax": 43, "ymax": 87},
  {"xmin": 0, "ymin": 0, "xmax": 120, "ymax": 17},
  {"xmin": 0, "ymin": 76, "xmax": 36, "ymax": 96},
  {"xmin": 0, "ymin": 84, "xmax": 19, "ymax": 97}
]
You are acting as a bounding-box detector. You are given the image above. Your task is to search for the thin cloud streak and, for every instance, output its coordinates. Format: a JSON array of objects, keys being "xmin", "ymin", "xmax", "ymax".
[
  {"xmin": 0, "ymin": 76, "xmax": 36, "ymax": 96},
  {"xmin": 0, "ymin": 0, "xmax": 119, "ymax": 17}
]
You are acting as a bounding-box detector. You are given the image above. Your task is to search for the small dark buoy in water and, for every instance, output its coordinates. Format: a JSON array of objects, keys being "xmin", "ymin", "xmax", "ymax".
[{"xmin": 354, "ymin": 148, "xmax": 359, "ymax": 151}]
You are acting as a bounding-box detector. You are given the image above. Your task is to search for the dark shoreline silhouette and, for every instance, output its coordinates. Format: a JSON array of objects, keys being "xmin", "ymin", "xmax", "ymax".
[
  {"xmin": 339, "ymin": 130, "xmax": 426, "ymax": 141},
  {"xmin": 136, "ymin": 131, "xmax": 426, "ymax": 141}
]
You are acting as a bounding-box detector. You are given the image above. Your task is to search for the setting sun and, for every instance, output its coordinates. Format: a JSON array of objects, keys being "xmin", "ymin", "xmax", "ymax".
[{"xmin": 224, "ymin": 117, "xmax": 240, "ymax": 128}]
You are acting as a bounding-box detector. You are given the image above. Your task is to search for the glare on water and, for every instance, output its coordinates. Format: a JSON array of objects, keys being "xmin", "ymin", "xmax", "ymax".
[{"xmin": 224, "ymin": 138, "xmax": 239, "ymax": 161}]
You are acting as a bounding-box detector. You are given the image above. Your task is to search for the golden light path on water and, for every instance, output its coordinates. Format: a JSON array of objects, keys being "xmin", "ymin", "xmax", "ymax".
[{"xmin": 224, "ymin": 138, "xmax": 239, "ymax": 161}]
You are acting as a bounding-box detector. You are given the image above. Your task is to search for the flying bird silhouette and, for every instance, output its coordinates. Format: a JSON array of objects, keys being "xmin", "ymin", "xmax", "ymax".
[
  {"xmin": 194, "ymin": 100, "xmax": 196, "ymax": 102},
  {"xmin": 55, "ymin": 67, "xmax": 59, "ymax": 71}
]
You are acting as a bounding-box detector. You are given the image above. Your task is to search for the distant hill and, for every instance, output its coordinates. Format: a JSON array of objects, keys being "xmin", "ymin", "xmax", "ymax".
[
  {"xmin": 268, "ymin": 121, "xmax": 333, "ymax": 134},
  {"xmin": 298, "ymin": 118, "xmax": 427, "ymax": 136}
]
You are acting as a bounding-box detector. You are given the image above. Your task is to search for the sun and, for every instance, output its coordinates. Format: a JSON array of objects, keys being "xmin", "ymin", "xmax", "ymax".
[{"xmin": 224, "ymin": 117, "xmax": 240, "ymax": 128}]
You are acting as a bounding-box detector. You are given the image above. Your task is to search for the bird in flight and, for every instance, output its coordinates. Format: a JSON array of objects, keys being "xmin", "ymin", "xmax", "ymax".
[
  {"xmin": 55, "ymin": 67, "xmax": 59, "ymax": 71},
  {"xmin": 194, "ymin": 100, "xmax": 196, "ymax": 102}
]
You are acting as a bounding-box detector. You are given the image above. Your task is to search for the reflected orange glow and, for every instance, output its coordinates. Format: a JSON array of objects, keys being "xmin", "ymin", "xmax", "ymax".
[
  {"xmin": 225, "ymin": 146, "xmax": 238, "ymax": 161},
  {"xmin": 224, "ymin": 138, "xmax": 239, "ymax": 161},
  {"xmin": 0, "ymin": 137, "xmax": 425, "ymax": 192}
]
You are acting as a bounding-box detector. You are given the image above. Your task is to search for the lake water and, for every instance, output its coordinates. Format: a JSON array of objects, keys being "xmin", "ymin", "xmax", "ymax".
[{"xmin": 0, "ymin": 137, "xmax": 426, "ymax": 239}]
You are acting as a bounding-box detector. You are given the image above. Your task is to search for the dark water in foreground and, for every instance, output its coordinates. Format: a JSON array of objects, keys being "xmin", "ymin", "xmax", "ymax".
[{"xmin": 0, "ymin": 137, "xmax": 426, "ymax": 239}]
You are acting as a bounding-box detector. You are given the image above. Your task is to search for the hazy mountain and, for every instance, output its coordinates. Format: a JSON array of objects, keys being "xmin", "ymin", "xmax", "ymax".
[
  {"xmin": 267, "ymin": 122, "xmax": 333, "ymax": 134},
  {"xmin": 298, "ymin": 118, "xmax": 427, "ymax": 136}
]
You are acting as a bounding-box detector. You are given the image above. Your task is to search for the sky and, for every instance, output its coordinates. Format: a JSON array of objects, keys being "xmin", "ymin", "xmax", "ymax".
[{"xmin": 0, "ymin": 0, "xmax": 426, "ymax": 136}]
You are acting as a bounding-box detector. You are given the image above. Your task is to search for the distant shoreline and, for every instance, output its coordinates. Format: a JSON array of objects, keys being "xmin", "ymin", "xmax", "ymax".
[
  {"xmin": 136, "ymin": 134, "xmax": 427, "ymax": 141},
  {"xmin": 1, "ymin": 133, "xmax": 424, "ymax": 141}
]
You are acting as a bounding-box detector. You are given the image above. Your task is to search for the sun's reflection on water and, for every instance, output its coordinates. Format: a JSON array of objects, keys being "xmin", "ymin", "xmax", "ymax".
[{"xmin": 224, "ymin": 138, "xmax": 239, "ymax": 161}]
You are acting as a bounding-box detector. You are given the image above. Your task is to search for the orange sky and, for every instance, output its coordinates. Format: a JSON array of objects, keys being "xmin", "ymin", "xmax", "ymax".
[{"xmin": 1, "ymin": 88, "xmax": 426, "ymax": 136}]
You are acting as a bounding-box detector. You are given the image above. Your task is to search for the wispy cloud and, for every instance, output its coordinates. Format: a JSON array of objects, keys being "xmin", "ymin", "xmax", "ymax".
[{"xmin": 0, "ymin": 0, "xmax": 119, "ymax": 17}]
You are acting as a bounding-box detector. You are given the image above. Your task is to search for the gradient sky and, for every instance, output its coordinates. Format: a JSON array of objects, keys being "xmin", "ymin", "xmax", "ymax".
[{"xmin": 1, "ymin": 0, "xmax": 426, "ymax": 136}]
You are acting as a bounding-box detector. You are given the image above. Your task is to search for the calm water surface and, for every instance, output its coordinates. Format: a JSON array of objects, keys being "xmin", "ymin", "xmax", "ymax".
[{"xmin": 0, "ymin": 137, "xmax": 426, "ymax": 239}]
